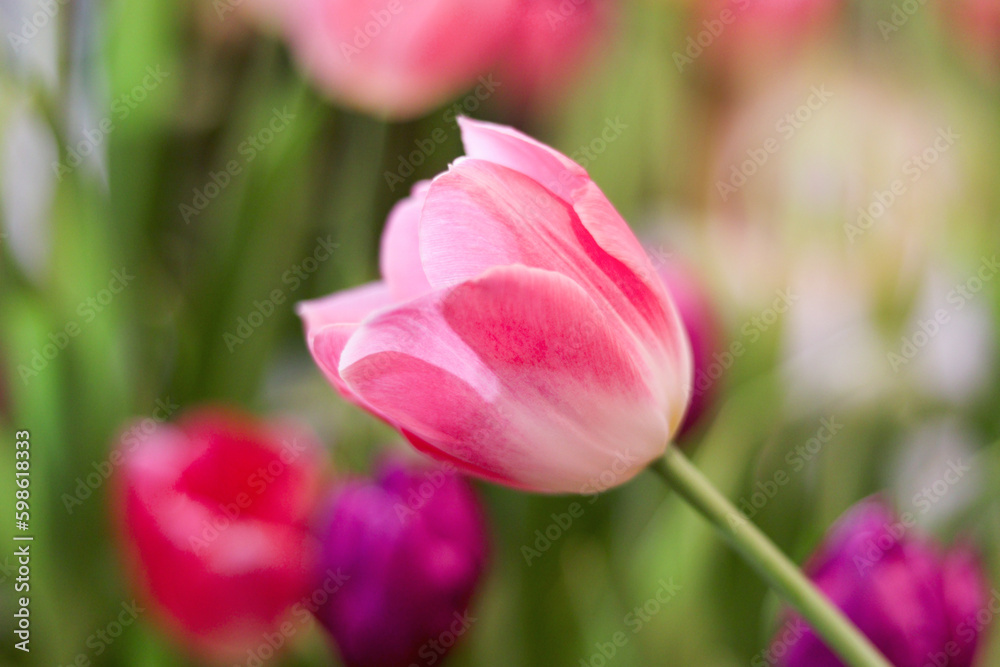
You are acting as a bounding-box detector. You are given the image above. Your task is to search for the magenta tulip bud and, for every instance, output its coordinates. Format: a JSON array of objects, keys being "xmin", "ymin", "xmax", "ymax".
[
  {"xmin": 775, "ymin": 498, "xmax": 993, "ymax": 667},
  {"xmin": 298, "ymin": 118, "xmax": 693, "ymax": 493},
  {"xmin": 313, "ymin": 457, "xmax": 488, "ymax": 667},
  {"xmin": 655, "ymin": 259, "xmax": 723, "ymax": 438},
  {"xmin": 114, "ymin": 408, "xmax": 327, "ymax": 660}
]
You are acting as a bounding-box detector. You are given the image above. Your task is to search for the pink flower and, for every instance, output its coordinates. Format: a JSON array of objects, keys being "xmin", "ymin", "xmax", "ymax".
[
  {"xmin": 114, "ymin": 408, "xmax": 326, "ymax": 660},
  {"xmin": 495, "ymin": 0, "xmax": 610, "ymax": 109},
  {"xmin": 299, "ymin": 118, "xmax": 692, "ymax": 493},
  {"xmin": 286, "ymin": 0, "xmax": 520, "ymax": 119}
]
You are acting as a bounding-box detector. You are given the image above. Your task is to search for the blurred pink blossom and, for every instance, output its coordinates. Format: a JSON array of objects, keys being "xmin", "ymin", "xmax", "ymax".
[
  {"xmin": 114, "ymin": 408, "xmax": 326, "ymax": 660},
  {"xmin": 495, "ymin": 0, "xmax": 611, "ymax": 109},
  {"xmin": 285, "ymin": 0, "xmax": 520, "ymax": 118}
]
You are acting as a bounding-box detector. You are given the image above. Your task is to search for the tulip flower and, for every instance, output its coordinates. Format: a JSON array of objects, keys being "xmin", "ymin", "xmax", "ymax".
[
  {"xmin": 655, "ymin": 259, "xmax": 722, "ymax": 437},
  {"xmin": 285, "ymin": 0, "xmax": 520, "ymax": 119},
  {"xmin": 312, "ymin": 457, "xmax": 488, "ymax": 667},
  {"xmin": 773, "ymin": 498, "xmax": 992, "ymax": 667},
  {"xmin": 494, "ymin": 0, "xmax": 610, "ymax": 109},
  {"xmin": 299, "ymin": 117, "xmax": 693, "ymax": 493},
  {"xmin": 114, "ymin": 408, "xmax": 326, "ymax": 660}
]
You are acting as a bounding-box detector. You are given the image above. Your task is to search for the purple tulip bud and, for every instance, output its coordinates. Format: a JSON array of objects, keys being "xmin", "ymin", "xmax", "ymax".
[
  {"xmin": 656, "ymin": 259, "xmax": 723, "ymax": 438},
  {"xmin": 775, "ymin": 497, "xmax": 993, "ymax": 667},
  {"xmin": 313, "ymin": 457, "xmax": 489, "ymax": 667}
]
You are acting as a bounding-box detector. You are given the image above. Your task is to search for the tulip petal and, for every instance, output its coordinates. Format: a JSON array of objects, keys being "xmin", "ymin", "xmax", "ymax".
[
  {"xmin": 339, "ymin": 265, "xmax": 670, "ymax": 492},
  {"xmin": 940, "ymin": 547, "xmax": 990, "ymax": 667},
  {"xmin": 458, "ymin": 116, "xmax": 670, "ymax": 312},
  {"xmin": 420, "ymin": 158, "xmax": 691, "ymax": 422},
  {"xmin": 457, "ymin": 116, "xmax": 588, "ymax": 201},
  {"xmin": 297, "ymin": 281, "xmax": 393, "ymax": 403},
  {"xmin": 420, "ymin": 158, "xmax": 646, "ymax": 333},
  {"xmin": 380, "ymin": 181, "xmax": 432, "ymax": 301}
]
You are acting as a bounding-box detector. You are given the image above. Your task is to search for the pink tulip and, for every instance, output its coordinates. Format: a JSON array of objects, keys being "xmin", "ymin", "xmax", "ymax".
[
  {"xmin": 299, "ymin": 118, "xmax": 692, "ymax": 493},
  {"xmin": 114, "ymin": 408, "xmax": 326, "ymax": 660},
  {"xmin": 495, "ymin": 0, "xmax": 610, "ymax": 109},
  {"xmin": 286, "ymin": 0, "xmax": 520, "ymax": 119}
]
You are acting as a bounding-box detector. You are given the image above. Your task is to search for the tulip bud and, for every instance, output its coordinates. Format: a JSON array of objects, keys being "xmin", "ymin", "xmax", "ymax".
[
  {"xmin": 775, "ymin": 498, "xmax": 992, "ymax": 667},
  {"xmin": 299, "ymin": 117, "xmax": 693, "ymax": 493},
  {"xmin": 656, "ymin": 259, "xmax": 723, "ymax": 438},
  {"xmin": 313, "ymin": 457, "xmax": 488, "ymax": 667},
  {"xmin": 114, "ymin": 408, "xmax": 326, "ymax": 660}
]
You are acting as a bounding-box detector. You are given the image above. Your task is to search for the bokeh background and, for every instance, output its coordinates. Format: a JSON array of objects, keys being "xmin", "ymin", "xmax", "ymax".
[{"xmin": 2, "ymin": 0, "xmax": 1000, "ymax": 665}]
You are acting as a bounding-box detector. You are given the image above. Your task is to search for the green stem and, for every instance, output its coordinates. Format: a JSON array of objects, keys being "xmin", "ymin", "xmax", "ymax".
[{"xmin": 651, "ymin": 446, "xmax": 891, "ymax": 667}]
